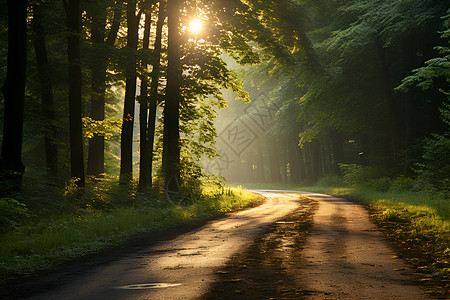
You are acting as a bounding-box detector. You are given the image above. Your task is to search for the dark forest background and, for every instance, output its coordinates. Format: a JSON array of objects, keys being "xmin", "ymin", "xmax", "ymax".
[{"xmin": 0, "ymin": 0, "xmax": 449, "ymax": 227}]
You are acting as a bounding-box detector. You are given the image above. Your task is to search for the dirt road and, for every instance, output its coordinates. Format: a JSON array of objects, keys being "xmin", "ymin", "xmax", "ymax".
[{"xmin": 20, "ymin": 191, "xmax": 429, "ymax": 299}]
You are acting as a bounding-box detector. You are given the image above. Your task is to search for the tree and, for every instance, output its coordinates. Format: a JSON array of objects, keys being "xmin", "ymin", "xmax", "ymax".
[
  {"xmin": 145, "ymin": 0, "xmax": 166, "ymax": 187},
  {"xmin": 162, "ymin": 0, "xmax": 181, "ymax": 193},
  {"xmin": 138, "ymin": 0, "xmax": 157, "ymax": 188},
  {"xmin": 86, "ymin": 0, "xmax": 122, "ymax": 176},
  {"xmin": 0, "ymin": 0, "xmax": 28, "ymax": 195},
  {"xmin": 397, "ymin": 10, "xmax": 450, "ymax": 193},
  {"xmin": 32, "ymin": 1, "xmax": 58, "ymax": 174},
  {"xmin": 66, "ymin": 0, "xmax": 85, "ymax": 187},
  {"xmin": 120, "ymin": 0, "xmax": 142, "ymax": 182}
]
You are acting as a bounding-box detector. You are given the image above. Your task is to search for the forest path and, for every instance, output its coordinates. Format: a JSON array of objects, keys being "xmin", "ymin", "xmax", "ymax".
[
  {"xmin": 294, "ymin": 192, "xmax": 429, "ymax": 299},
  {"xmin": 204, "ymin": 191, "xmax": 430, "ymax": 299},
  {"xmin": 25, "ymin": 191, "xmax": 302, "ymax": 300},
  {"xmin": 23, "ymin": 191, "xmax": 429, "ymax": 299}
]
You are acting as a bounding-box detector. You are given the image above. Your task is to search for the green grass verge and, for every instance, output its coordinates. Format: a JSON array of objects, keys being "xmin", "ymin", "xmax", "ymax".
[{"xmin": 0, "ymin": 186, "xmax": 260, "ymax": 278}]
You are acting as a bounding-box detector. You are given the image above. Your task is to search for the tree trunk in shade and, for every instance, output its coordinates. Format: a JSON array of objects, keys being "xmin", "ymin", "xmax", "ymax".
[
  {"xmin": 120, "ymin": 1, "xmax": 140, "ymax": 182},
  {"xmin": 0, "ymin": 0, "xmax": 28, "ymax": 195},
  {"xmin": 297, "ymin": 146, "xmax": 307, "ymax": 183},
  {"xmin": 32, "ymin": 3, "xmax": 58, "ymax": 174},
  {"xmin": 67, "ymin": 0, "xmax": 85, "ymax": 187},
  {"xmin": 87, "ymin": 2, "xmax": 122, "ymax": 176},
  {"xmin": 163, "ymin": 0, "xmax": 181, "ymax": 193},
  {"xmin": 288, "ymin": 142, "xmax": 300, "ymax": 184},
  {"xmin": 310, "ymin": 139, "xmax": 321, "ymax": 183},
  {"xmin": 268, "ymin": 141, "xmax": 281, "ymax": 183},
  {"xmin": 146, "ymin": 0, "xmax": 166, "ymax": 185},
  {"xmin": 138, "ymin": 6, "xmax": 153, "ymax": 188},
  {"xmin": 330, "ymin": 129, "xmax": 344, "ymax": 175}
]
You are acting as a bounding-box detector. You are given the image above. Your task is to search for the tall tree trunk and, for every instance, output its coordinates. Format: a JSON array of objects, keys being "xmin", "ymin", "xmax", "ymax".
[
  {"xmin": 330, "ymin": 128, "xmax": 344, "ymax": 175},
  {"xmin": 255, "ymin": 140, "xmax": 266, "ymax": 183},
  {"xmin": 296, "ymin": 145, "xmax": 306, "ymax": 183},
  {"xmin": 375, "ymin": 38, "xmax": 402, "ymax": 156},
  {"xmin": 120, "ymin": 1, "xmax": 140, "ymax": 181},
  {"xmin": 87, "ymin": 10, "xmax": 107, "ymax": 176},
  {"xmin": 67, "ymin": 0, "xmax": 85, "ymax": 187},
  {"xmin": 310, "ymin": 139, "xmax": 321, "ymax": 183},
  {"xmin": 147, "ymin": 0, "xmax": 166, "ymax": 185},
  {"xmin": 138, "ymin": 7, "xmax": 153, "ymax": 188},
  {"xmin": 288, "ymin": 141, "xmax": 300, "ymax": 184},
  {"xmin": 32, "ymin": 3, "xmax": 58, "ymax": 174},
  {"xmin": 163, "ymin": 0, "xmax": 181, "ymax": 193},
  {"xmin": 297, "ymin": 146, "xmax": 307, "ymax": 183},
  {"xmin": 281, "ymin": 143, "xmax": 287, "ymax": 184},
  {"xmin": 106, "ymin": 2, "xmax": 122, "ymax": 45},
  {"xmin": 0, "ymin": 0, "xmax": 27, "ymax": 195},
  {"xmin": 87, "ymin": 2, "xmax": 122, "ymax": 176},
  {"xmin": 268, "ymin": 140, "xmax": 281, "ymax": 183}
]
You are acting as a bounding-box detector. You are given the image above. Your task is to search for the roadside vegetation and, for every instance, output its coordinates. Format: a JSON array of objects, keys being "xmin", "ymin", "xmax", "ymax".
[{"xmin": 0, "ymin": 178, "xmax": 259, "ymax": 282}]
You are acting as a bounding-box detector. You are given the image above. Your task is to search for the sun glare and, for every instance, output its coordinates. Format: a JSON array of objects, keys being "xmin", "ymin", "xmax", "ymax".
[{"xmin": 189, "ymin": 19, "xmax": 203, "ymax": 34}]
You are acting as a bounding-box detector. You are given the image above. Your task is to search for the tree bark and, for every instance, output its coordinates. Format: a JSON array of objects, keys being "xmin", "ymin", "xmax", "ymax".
[
  {"xmin": 138, "ymin": 6, "xmax": 153, "ymax": 188},
  {"xmin": 32, "ymin": 3, "xmax": 58, "ymax": 174},
  {"xmin": 106, "ymin": 2, "xmax": 122, "ymax": 46},
  {"xmin": 147, "ymin": 0, "xmax": 166, "ymax": 185},
  {"xmin": 87, "ymin": 9, "xmax": 107, "ymax": 176},
  {"xmin": 268, "ymin": 140, "xmax": 281, "ymax": 183},
  {"xmin": 288, "ymin": 141, "xmax": 300, "ymax": 184},
  {"xmin": 0, "ymin": 0, "xmax": 27, "ymax": 195},
  {"xmin": 296, "ymin": 146, "xmax": 307, "ymax": 183},
  {"xmin": 375, "ymin": 38, "xmax": 403, "ymax": 156},
  {"xmin": 67, "ymin": 0, "xmax": 85, "ymax": 187},
  {"xmin": 330, "ymin": 128, "xmax": 344, "ymax": 175},
  {"xmin": 310, "ymin": 139, "xmax": 321, "ymax": 183},
  {"xmin": 255, "ymin": 140, "xmax": 266, "ymax": 183},
  {"xmin": 87, "ymin": 2, "xmax": 122, "ymax": 176},
  {"xmin": 120, "ymin": 1, "xmax": 140, "ymax": 181},
  {"xmin": 163, "ymin": 0, "xmax": 181, "ymax": 193},
  {"xmin": 281, "ymin": 142, "xmax": 288, "ymax": 184}
]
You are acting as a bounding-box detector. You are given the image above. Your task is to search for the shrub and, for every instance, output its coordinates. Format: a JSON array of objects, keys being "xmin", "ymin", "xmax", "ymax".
[
  {"xmin": 317, "ymin": 175, "xmax": 343, "ymax": 186},
  {"xmin": 415, "ymin": 133, "xmax": 450, "ymax": 195},
  {"xmin": 367, "ymin": 177, "xmax": 391, "ymax": 192},
  {"xmin": 339, "ymin": 164, "xmax": 377, "ymax": 186},
  {"xmin": 390, "ymin": 176, "xmax": 415, "ymax": 192}
]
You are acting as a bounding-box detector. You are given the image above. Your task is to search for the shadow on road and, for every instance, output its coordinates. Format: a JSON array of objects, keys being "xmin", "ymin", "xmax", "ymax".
[{"xmin": 202, "ymin": 197, "xmax": 319, "ymax": 299}]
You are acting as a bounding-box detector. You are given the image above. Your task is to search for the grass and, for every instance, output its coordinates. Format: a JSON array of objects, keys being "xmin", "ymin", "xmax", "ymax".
[{"xmin": 0, "ymin": 185, "xmax": 260, "ymax": 278}]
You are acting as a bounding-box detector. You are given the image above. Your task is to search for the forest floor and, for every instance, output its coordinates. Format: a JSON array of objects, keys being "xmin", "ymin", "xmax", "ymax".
[{"xmin": 3, "ymin": 191, "xmax": 448, "ymax": 299}]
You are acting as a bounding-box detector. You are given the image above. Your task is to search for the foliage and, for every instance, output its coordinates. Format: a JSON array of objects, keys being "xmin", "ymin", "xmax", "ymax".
[
  {"xmin": 0, "ymin": 185, "xmax": 259, "ymax": 276},
  {"xmin": 397, "ymin": 9, "xmax": 450, "ymax": 92},
  {"xmin": 232, "ymin": 0, "xmax": 449, "ymax": 184},
  {"xmin": 0, "ymin": 198, "xmax": 28, "ymax": 233},
  {"xmin": 389, "ymin": 176, "xmax": 415, "ymax": 192},
  {"xmin": 396, "ymin": 11, "xmax": 450, "ymax": 195},
  {"xmin": 416, "ymin": 129, "xmax": 450, "ymax": 194},
  {"xmin": 316, "ymin": 175, "xmax": 343, "ymax": 187},
  {"xmin": 82, "ymin": 117, "xmax": 122, "ymax": 140},
  {"xmin": 339, "ymin": 163, "xmax": 377, "ymax": 186}
]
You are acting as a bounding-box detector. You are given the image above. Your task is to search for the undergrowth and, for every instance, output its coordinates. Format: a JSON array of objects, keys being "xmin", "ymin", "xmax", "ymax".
[{"xmin": 0, "ymin": 177, "xmax": 259, "ymax": 280}]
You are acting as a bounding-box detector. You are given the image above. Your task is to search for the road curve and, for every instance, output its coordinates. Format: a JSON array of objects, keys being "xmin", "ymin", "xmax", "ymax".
[
  {"xmin": 26, "ymin": 191, "xmax": 303, "ymax": 300},
  {"xmin": 23, "ymin": 190, "xmax": 429, "ymax": 299},
  {"xmin": 293, "ymin": 192, "xmax": 429, "ymax": 299}
]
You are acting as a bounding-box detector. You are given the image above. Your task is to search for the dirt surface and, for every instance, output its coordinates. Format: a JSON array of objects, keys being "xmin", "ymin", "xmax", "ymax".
[
  {"xmin": 204, "ymin": 192, "xmax": 432, "ymax": 299},
  {"xmin": 19, "ymin": 191, "xmax": 303, "ymax": 300},
  {"xmin": 6, "ymin": 191, "xmax": 435, "ymax": 299}
]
